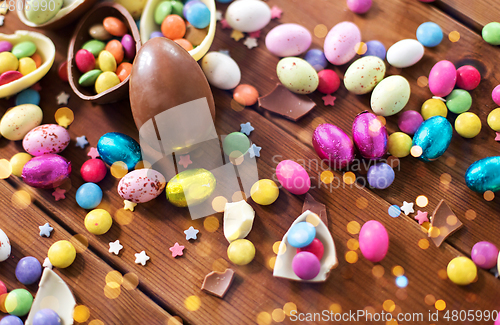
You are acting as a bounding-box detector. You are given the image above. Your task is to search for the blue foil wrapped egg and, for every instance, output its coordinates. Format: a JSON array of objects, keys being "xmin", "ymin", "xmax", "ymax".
[
  {"xmin": 465, "ymin": 157, "xmax": 500, "ymax": 193},
  {"xmin": 97, "ymin": 132, "xmax": 142, "ymax": 170},
  {"xmin": 412, "ymin": 116, "xmax": 452, "ymax": 162}
]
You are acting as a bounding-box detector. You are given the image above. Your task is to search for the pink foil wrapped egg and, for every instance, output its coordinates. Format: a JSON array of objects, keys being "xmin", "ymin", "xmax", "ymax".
[
  {"xmin": 352, "ymin": 111, "xmax": 388, "ymax": 159},
  {"xmin": 22, "ymin": 154, "xmax": 71, "ymax": 189},
  {"xmin": 23, "ymin": 124, "xmax": 70, "ymax": 156},
  {"xmin": 276, "ymin": 160, "xmax": 310, "ymax": 195},
  {"xmin": 118, "ymin": 168, "xmax": 166, "ymax": 203},
  {"xmin": 359, "ymin": 220, "xmax": 389, "ymax": 262},
  {"xmin": 429, "ymin": 60, "xmax": 456, "ymax": 97},
  {"xmin": 312, "ymin": 123, "xmax": 355, "ymax": 169}
]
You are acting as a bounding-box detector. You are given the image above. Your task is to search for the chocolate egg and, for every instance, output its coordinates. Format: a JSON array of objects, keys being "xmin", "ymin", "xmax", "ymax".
[
  {"xmin": 166, "ymin": 168, "xmax": 216, "ymax": 207},
  {"xmin": 465, "ymin": 156, "xmax": 500, "ymax": 193},
  {"xmin": 97, "ymin": 132, "xmax": 142, "ymax": 170},
  {"xmin": 312, "ymin": 123, "xmax": 355, "ymax": 169},
  {"xmin": 130, "ymin": 37, "xmax": 216, "ymax": 157},
  {"xmin": 352, "ymin": 111, "xmax": 388, "ymax": 159},
  {"xmin": 22, "ymin": 154, "xmax": 71, "ymax": 189},
  {"xmin": 412, "ymin": 116, "xmax": 452, "ymax": 162}
]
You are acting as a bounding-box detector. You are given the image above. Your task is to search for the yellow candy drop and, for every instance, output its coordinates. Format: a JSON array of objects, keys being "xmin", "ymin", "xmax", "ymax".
[
  {"xmin": 95, "ymin": 71, "xmax": 120, "ymax": 94},
  {"xmin": 97, "ymin": 50, "xmax": 117, "ymax": 72},
  {"xmin": 0, "ymin": 52, "xmax": 19, "ymax": 74},
  {"xmin": 387, "ymin": 132, "xmax": 412, "ymax": 158},
  {"xmin": 455, "ymin": 112, "xmax": 481, "ymax": 138},
  {"xmin": 487, "ymin": 107, "xmax": 500, "ymax": 131},
  {"xmin": 227, "ymin": 239, "xmax": 255, "ymax": 265},
  {"xmin": 10, "ymin": 152, "xmax": 32, "ymax": 177},
  {"xmin": 18, "ymin": 57, "xmax": 37, "ymax": 76},
  {"xmin": 48, "ymin": 240, "xmax": 76, "ymax": 268},
  {"xmin": 250, "ymin": 179, "xmax": 279, "ymax": 205},
  {"xmin": 447, "ymin": 256, "xmax": 477, "ymax": 285},
  {"xmin": 421, "ymin": 98, "xmax": 447, "ymax": 120},
  {"xmin": 85, "ymin": 209, "xmax": 113, "ymax": 235}
]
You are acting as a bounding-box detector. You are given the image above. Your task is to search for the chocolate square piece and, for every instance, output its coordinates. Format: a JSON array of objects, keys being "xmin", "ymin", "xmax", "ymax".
[
  {"xmin": 428, "ymin": 200, "xmax": 463, "ymax": 247},
  {"xmin": 201, "ymin": 269, "xmax": 235, "ymax": 298},
  {"xmin": 302, "ymin": 193, "xmax": 328, "ymax": 226},
  {"xmin": 258, "ymin": 84, "xmax": 316, "ymax": 121}
]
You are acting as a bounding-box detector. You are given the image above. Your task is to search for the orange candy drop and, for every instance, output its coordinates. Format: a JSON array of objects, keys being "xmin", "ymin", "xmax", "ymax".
[{"xmin": 233, "ymin": 84, "xmax": 259, "ymax": 106}]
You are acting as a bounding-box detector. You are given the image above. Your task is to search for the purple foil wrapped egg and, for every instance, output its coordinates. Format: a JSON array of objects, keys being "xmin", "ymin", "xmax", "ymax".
[
  {"xmin": 312, "ymin": 123, "xmax": 355, "ymax": 169},
  {"xmin": 352, "ymin": 111, "xmax": 388, "ymax": 159},
  {"xmin": 22, "ymin": 154, "xmax": 71, "ymax": 189}
]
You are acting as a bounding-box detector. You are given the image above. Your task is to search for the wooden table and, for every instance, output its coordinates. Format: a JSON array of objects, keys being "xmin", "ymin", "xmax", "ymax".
[{"xmin": 1, "ymin": 0, "xmax": 500, "ymax": 324}]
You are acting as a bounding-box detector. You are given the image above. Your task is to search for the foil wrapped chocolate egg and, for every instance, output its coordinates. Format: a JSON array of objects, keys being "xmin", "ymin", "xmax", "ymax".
[
  {"xmin": 352, "ymin": 111, "xmax": 388, "ymax": 159},
  {"xmin": 412, "ymin": 116, "xmax": 452, "ymax": 162},
  {"xmin": 97, "ymin": 132, "xmax": 142, "ymax": 170},
  {"xmin": 22, "ymin": 154, "xmax": 71, "ymax": 189},
  {"xmin": 166, "ymin": 168, "xmax": 216, "ymax": 207},
  {"xmin": 312, "ymin": 123, "xmax": 355, "ymax": 169},
  {"xmin": 465, "ymin": 157, "xmax": 500, "ymax": 193}
]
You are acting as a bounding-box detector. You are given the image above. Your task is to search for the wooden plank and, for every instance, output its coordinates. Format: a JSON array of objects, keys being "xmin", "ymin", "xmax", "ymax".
[
  {"xmin": 434, "ymin": 0, "xmax": 500, "ymax": 33},
  {"xmin": 0, "ymin": 180, "xmax": 174, "ymax": 324}
]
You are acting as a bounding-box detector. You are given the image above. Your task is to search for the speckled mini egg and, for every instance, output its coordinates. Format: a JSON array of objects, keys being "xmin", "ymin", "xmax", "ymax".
[
  {"xmin": 201, "ymin": 52, "xmax": 241, "ymax": 90},
  {"xmin": 370, "ymin": 75, "xmax": 410, "ymax": 116},
  {"xmin": 323, "ymin": 21, "xmax": 361, "ymax": 65},
  {"xmin": 224, "ymin": 0, "xmax": 271, "ymax": 33},
  {"xmin": 97, "ymin": 132, "xmax": 142, "ymax": 170},
  {"xmin": 344, "ymin": 56, "xmax": 386, "ymax": 95},
  {"xmin": 22, "ymin": 124, "xmax": 70, "ymax": 156},
  {"xmin": 118, "ymin": 168, "xmax": 166, "ymax": 203},
  {"xmin": 0, "ymin": 104, "xmax": 43, "ymax": 141},
  {"xmin": 276, "ymin": 57, "xmax": 319, "ymax": 94},
  {"xmin": 0, "ymin": 229, "xmax": 11, "ymax": 262},
  {"xmin": 22, "ymin": 154, "xmax": 71, "ymax": 189},
  {"xmin": 412, "ymin": 116, "xmax": 452, "ymax": 162}
]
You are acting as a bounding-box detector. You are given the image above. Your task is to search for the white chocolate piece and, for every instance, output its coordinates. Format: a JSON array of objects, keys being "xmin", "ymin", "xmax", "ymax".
[
  {"xmin": 223, "ymin": 200, "xmax": 255, "ymax": 243},
  {"xmin": 273, "ymin": 210, "xmax": 338, "ymax": 282},
  {"xmin": 25, "ymin": 268, "xmax": 76, "ymax": 325}
]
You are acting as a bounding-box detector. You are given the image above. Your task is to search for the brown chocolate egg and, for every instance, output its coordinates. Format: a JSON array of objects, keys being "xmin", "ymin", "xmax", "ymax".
[{"xmin": 129, "ymin": 37, "xmax": 215, "ymax": 157}]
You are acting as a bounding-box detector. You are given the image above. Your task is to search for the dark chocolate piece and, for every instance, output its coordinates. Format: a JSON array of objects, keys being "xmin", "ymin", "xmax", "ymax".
[
  {"xmin": 201, "ymin": 268, "xmax": 235, "ymax": 298},
  {"xmin": 302, "ymin": 193, "xmax": 328, "ymax": 226},
  {"xmin": 428, "ymin": 200, "xmax": 463, "ymax": 247},
  {"xmin": 258, "ymin": 84, "xmax": 316, "ymax": 121}
]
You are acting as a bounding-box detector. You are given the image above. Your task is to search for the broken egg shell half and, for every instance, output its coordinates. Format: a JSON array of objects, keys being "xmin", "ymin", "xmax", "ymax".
[
  {"xmin": 0, "ymin": 31, "xmax": 55, "ymax": 99},
  {"xmin": 67, "ymin": 2, "xmax": 141, "ymax": 104},
  {"xmin": 18, "ymin": 0, "xmax": 98, "ymax": 29},
  {"xmin": 139, "ymin": 0, "xmax": 216, "ymax": 61},
  {"xmin": 224, "ymin": 200, "xmax": 255, "ymax": 243},
  {"xmin": 273, "ymin": 210, "xmax": 338, "ymax": 282}
]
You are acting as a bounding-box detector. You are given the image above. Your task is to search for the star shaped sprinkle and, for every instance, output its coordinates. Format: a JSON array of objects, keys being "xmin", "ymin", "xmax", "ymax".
[
  {"xmin": 75, "ymin": 135, "xmax": 89, "ymax": 149},
  {"xmin": 0, "ymin": 15, "xmax": 4, "ymax": 27},
  {"xmin": 322, "ymin": 94, "xmax": 336, "ymax": 106},
  {"xmin": 231, "ymin": 30, "xmax": 244, "ymax": 41},
  {"xmin": 243, "ymin": 37, "xmax": 258, "ymax": 49},
  {"xmin": 401, "ymin": 201, "xmax": 414, "ymax": 215},
  {"xmin": 495, "ymin": 132, "xmax": 500, "ymax": 141},
  {"xmin": 109, "ymin": 240, "xmax": 123, "ymax": 255},
  {"xmin": 219, "ymin": 49, "xmax": 230, "ymax": 56},
  {"xmin": 31, "ymin": 83, "xmax": 42, "ymax": 91},
  {"xmin": 414, "ymin": 210, "xmax": 429, "ymax": 225},
  {"xmin": 124, "ymin": 200, "xmax": 137, "ymax": 212},
  {"xmin": 270, "ymin": 6, "xmax": 283, "ymax": 19},
  {"xmin": 52, "ymin": 188, "xmax": 66, "ymax": 201},
  {"xmin": 43, "ymin": 257, "xmax": 53, "ymax": 269},
  {"xmin": 248, "ymin": 30, "xmax": 261, "ymax": 38},
  {"xmin": 135, "ymin": 251, "xmax": 150, "ymax": 266},
  {"xmin": 56, "ymin": 91, "xmax": 70, "ymax": 105},
  {"xmin": 248, "ymin": 144, "xmax": 261, "ymax": 158},
  {"xmin": 56, "ymin": 115, "xmax": 71, "ymax": 128},
  {"xmin": 169, "ymin": 243, "xmax": 185, "ymax": 257},
  {"xmin": 220, "ymin": 19, "xmax": 231, "ymax": 29},
  {"xmin": 39, "ymin": 223, "xmax": 53, "ymax": 237},
  {"xmin": 87, "ymin": 147, "xmax": 100, "ymax": 159},
  {"xmin": 184, "ymin": 226, "xmax": 199, "ymax": 240},
  {"xmin": 216, "ymin": 10, "xmax": 223, "ymax": 21},
  {"xmin": 178, "ymin": 155, "xmax": 192, "ymax": 168},
  {"xmin": 240, "ymin": 122, "xmax": 254, "ymax": 136}
]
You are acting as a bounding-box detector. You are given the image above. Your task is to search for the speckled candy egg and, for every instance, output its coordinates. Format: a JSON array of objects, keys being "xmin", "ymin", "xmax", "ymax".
[
  {"xmin": 344, "ymin": 56, "xmax": 386, "ymax": 95},
  {"xmin": 276, "ymin": 57, "xmax": 319, "ymax": 94},
  {"xmin": 371, "ymin": 75, "xmax": 410, "ymax": 116},
  {"xmin": 312, "ymin": 123, "xmax": 355, "ymax": 169},
  {"xmin": 118, "ymin": 168, "xmax": 166, "ymax": 203},
  {"xmin": 22, "ymin": 154, "xmax": 71, "ymax": 189},
  {"xmin": 22, "ymin": 124, "xmax": 70, "ymax": 156},
  {"xmin": 97, "ymin": 132, "xmax": 142, "ymax": 170},
  {"xmin": 225, "ymin": 0, "xmax": 271, "ymax": 33},
  {"xmin": 386, "ymin": 39, "xmax": 424, "ymax": 68},
  {"xmin": 359, "ymin": 220, "xmax": 389, "ymax": 262},
  {"xmin": 265, "ymin": 23, "xmax": 312, "ymax": 57},
  {"xmin": 429, "ymin": 60, "xmax": 456, "ymax": 97},
  {"xmin": 0, "ymin": 229, "xmax": 11, "ymax": 262},
  {"xmin": 352, "ymin": 111, "xmax": 388, "ymax": 159},
  {"xmin": 276, "ymin": 160, "xmax": 310, "ymax": 195},
  {"xmin": 465, "ymin": 156, "xmax": 500, "ymax": 193},
  {"xmin": 324, "ymin": 21, "xmax": 361, "ymax": 65},
  {"xmin": 412, "ymin": 116, "xmax": 452, "ymax": 162},
  {"xmin": 0, "ymin": 104, "xmax": 43, "ymax": 141},
  {"xmin": 201, "ymin": 52, "xmax": 241, "ymax": 90}
]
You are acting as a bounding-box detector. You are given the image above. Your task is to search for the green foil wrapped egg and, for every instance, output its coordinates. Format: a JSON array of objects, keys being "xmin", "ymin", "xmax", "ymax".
[
  {"xmin": 465, "ymin": 156, "xmax": 500, "ymax": 193},
  {"xmin": 166, "ymin": 168, "xmax": 216, "ymax": 207}
]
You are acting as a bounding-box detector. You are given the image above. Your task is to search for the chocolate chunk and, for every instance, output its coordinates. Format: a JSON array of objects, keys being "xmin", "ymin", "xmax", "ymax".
[
  {"xmin": 201, "ymin": 268, "xmax": 235, "ymax": 298},
  {"xmin": 258, "ymin": 84, "xmax": 316, "ymax": 121},
  {"xmin": 302, "ymin": 193, "xmax": 328, "ymax": 226},
  {"xmin": 428, "ymin": 200, "xmax": 463, "ymax": 247}
]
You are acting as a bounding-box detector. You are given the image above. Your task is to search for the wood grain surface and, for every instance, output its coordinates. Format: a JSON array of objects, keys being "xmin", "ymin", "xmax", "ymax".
[{"xmin": 1, "ymin": 0, "xmax": 500, "ymax": 324}]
